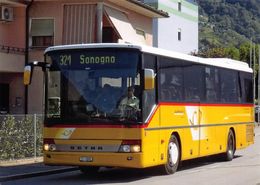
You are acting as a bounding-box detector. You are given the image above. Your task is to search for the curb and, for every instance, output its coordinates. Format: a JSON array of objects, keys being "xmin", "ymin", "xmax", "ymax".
[
  {"xmin": 0, "ymin": 167, "xmax": 79, "ymax": 182},
  {"xmin": 0, "ymin": 157, "xmax": 43, "ymax": 167}
]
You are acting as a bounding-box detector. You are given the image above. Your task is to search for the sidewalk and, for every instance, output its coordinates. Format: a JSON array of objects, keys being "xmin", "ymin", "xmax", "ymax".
[{"xmin": 0, "ymin": 161, "xmax": 78, "ymax": 182}]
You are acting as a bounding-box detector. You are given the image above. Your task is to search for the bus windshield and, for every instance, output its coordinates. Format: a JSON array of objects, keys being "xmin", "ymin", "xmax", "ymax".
[{"xmin": 45, "ymin": 48, "xmax": 142, "ymax": 125}]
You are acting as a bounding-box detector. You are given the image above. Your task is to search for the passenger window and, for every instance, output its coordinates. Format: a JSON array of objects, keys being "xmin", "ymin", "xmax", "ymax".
[
  {"xmin": 240, "ymin": 72, "xmax": 253, "ymax": 103},
  {"xmin": 220, "ymin": 69, "xmax": 240, "ymax": 103},
  {"xmin": 159, "ymin": 58, "xmax": 184, "ymax": 102},
  {"xmin": 205, "ymin": 67, "xmax": 220, "ymax": 102},
  {"xmin": 183, "ymin": 64, "xmax": 205, "ymax": 102}
]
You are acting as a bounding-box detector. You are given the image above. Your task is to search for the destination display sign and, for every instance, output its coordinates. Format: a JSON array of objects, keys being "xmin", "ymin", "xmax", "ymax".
[{"xmin": 46, "ymin": 49, "xmax": 139, "ymax": 70}]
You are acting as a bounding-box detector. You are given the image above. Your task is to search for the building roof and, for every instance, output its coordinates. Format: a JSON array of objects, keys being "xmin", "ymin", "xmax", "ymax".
[
  {"xmin": 8, "ymin": 0, "xmax": 168, "ymax": 18},
  {"xmin": 108, "ymin": 0, "xmax": 169, "ymax": 18},
  {"xmin": 0, "ymin": 0, "xmax": 26, "ymax": 7},
  {"xmin": 127, "ymin": 0, "xmax": 169, "ymax": 17}
]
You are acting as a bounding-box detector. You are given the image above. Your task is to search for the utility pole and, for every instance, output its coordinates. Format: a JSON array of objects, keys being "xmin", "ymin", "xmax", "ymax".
[
  {"xmin": 253, "ymin": 43, "xmax": 256, "ymax": 104},
  {"xmin": 258, "ymin": 45, "xmax": 260, "ymax": 122},
  {"xmin": 97, "ymin": 3, "xmax": 103, "ymax": 43},
  {"xmin": 250, "ymin": 38, "xmax": 252, "ymax": 68}
]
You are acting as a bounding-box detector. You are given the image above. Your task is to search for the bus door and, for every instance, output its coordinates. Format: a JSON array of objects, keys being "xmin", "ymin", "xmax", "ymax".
[
  {"xmin": 185, "ymin": 104, "xmax": 200, "ymax": 158},
  {"xmin": 158, "ymin": 59, "xmax": 202, "ymax": 160},
  {"xmin": 199, "ymin": 104, "xmax": 217, "ymax": 157},
  {"xmin": 187, "ymin": 104, "xmax": 216, "ymax": 158},
  {"xmin": 143, "ymin": 54, "xmax": 161, "ymax": 164},
  {"xmin": 199, "ymin": 66, "xmax": 218, "ymax": 156},
  {"xmin": 181, "ymin": 63, "xmax": 205, "ymax": 159}
]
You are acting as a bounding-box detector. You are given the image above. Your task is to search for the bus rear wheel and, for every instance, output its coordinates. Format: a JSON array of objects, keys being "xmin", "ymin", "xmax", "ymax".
[
  {"xmin": 159, "ymin": 135, "xmax": 180, "ymax": 175},
  {"xmin": 223, "ymin": 130, "xmax": 235, "ymax": 161},
  {"xmin": 79, "ymin": 166, "xmax": 100, "ymax": 175}
]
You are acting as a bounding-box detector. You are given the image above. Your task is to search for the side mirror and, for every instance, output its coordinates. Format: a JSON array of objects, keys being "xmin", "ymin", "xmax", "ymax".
[
  {"xmin": 144, "ymin": 69, "xmax": 155, "ymax": 90},
  {"xmin": 23, "ymin": 61, "xmax": 49, "ymax": 85},
  {"xmin": 23, "ymin": 65, "xmax": 32, "ymax": 85}
]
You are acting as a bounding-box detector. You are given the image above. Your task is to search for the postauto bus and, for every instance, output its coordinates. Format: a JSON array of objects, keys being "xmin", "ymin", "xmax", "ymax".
[{"xmin": 24, "ymin": 43, "xmax": 254, "ymax": 175}]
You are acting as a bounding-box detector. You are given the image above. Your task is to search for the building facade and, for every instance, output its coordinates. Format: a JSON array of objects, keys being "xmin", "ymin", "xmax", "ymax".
[
  {"xmin": 144, "ymin": 0, "xmax": 198, "ymax": 54},
  {"xmin": 0, "ymin": 1, "xmax": 26, "ymax": 114},
  {"xmin": 0, "ymin": 0, "xmax": 167, "ymax": 114}
]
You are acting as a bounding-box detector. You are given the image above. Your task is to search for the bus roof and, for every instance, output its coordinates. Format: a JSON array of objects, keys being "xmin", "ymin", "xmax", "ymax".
[{"xmin": 45, "ymin": 43, "xmax": 252, "ymax": 73}]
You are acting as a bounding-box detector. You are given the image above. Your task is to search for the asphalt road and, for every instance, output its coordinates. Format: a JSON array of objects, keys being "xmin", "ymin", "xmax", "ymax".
[{"xmin": 2, "ymin": 126, "xmax": 260, "ymax": 185}]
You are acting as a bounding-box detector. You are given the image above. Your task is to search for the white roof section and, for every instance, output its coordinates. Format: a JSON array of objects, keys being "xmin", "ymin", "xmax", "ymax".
[
  {"xmin": 44, "ymin": 43, "xmax": 142, "ymax": 53},
  {"xmin": 45, "ymin": 43, "xmax": 252, "ymax": 73},
  {"xmin": 140, "ymin": 44, "xmax": 252, "ymax": 73},
  {"xmin": 198, "ymin": 58, "xmax": 252, "ymax": 73}
]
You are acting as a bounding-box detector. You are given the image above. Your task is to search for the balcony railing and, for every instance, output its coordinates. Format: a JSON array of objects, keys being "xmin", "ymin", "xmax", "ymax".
[{"xmin": 0, "ymin": 45, "xmax": 25, "ymax": 55}]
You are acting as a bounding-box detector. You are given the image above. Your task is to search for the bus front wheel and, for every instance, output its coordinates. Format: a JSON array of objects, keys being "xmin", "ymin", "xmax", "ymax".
[{"xmin": 159, "ymin": 135, "xmax": 180, "ymax": 175}]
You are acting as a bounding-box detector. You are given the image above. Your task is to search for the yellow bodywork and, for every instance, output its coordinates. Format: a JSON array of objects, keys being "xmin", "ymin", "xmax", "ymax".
[{"xmin": 43, "ymin": 104, "xmax": 255, "ymax": 168}]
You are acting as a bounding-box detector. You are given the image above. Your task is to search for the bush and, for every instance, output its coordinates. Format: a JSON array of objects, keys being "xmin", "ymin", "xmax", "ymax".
[{"xmin": 0, "ymin": 115, "xmax": 43, "ymax": 160}]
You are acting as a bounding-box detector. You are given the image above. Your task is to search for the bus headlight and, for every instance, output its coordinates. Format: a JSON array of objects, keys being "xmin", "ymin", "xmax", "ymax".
[
  {"xmin": 119, "ymin": 140, "xmax": 141, "ymax": 153},
  {"xmin": 44, "ymin": 144, "xmax": 50, "ymax": 151},
  {"xmin": 131, "ymin": 145, "xmax": 141, "ymax": 152},
  {"xmin": 49, "ymin": 144, "xmax": 57, "ymax": 151},
  {"xmin": 44, "ymin": 144, "xmax": 57, "ymax": 151},
  {"xmin": 120, "ymin": 145, "xmax": 131, "ymax": 152},
  {"xmin": 43, "ymin": 139, "xmax": 56, "ymax": 151}
]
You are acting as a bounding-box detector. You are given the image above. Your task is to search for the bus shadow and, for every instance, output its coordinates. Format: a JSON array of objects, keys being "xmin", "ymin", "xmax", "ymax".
[
  {"xmin": 52, "ymin": 155, "xmax": 242, "ymax": 184},
  {"xmin": 179, "ymin": 154, "xmax": 242, "ymax": 171},
  {"xmin": 51, "ymin": 167, "xmax": 159, "ymax": 184},
  {"xmin": 78, "ymin": 167, "xmax": 160, "ymax": 184}
]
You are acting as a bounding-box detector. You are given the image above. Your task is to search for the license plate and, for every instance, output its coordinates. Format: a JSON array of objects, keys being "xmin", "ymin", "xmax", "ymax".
[{"xmin": 80, "ymin": 156, "xmax": 93, "ymax": 162}]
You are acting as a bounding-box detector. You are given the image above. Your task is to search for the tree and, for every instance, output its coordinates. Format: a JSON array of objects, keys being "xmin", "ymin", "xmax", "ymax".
[
  {"xmin": 225, "ymin": 47, "xmax": 240, "ymax": 60},
  {"xmin": 199, "ymin": 0, "xmax": 260, "ymax": 51},
  {"xmin": 239, "ymin": 42, "xmax": 250, "ymax": 63},
  {"xmin": 196, "ymin": 46, "xmax": 239, "ymax": 59}
]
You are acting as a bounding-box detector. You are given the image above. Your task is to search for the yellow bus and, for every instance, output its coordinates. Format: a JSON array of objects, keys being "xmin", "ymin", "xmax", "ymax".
[{"xmin": 24, "ymin": 43, "xmax": 255, "ymax": 175}]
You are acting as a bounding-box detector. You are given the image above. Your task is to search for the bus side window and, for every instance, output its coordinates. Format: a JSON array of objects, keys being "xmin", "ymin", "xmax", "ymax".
[
  {"xmin": 240, "ymin": 72, "xmax": 253, "ymax": 103},
  {"xmin": 160, "ymin": 73, "xmax": 173, "ymax": 101},
  {"xmin": 183, "ymin": 64, "xmax": 204, "ymax": 102},
  {"xmin": 159, "ymin": 57, "xmax": 184, "ymax": 102},
  {"xmin": 205, "ymin": 67, "xmax": 220, "ymax": 102},
  {"xmin": 220, "ymin": 69, "xmax": 240, "ymax": 103}
]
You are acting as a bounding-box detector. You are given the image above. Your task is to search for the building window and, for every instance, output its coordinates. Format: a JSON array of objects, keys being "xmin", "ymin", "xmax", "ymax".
[
  {"xmin": 178, "ymin": 2, "xmax": 182, "ymax": 12},
  {"xmin": 178, "ymin": 28, "xmax": 181, "ymax": 41},
  {"xmin": 136, "ymin": 28, "xmax": 146, "ymax": 39},
  {"xmin": 31, "ymin": 19, "xmax": 54, "ymax": 48},
  {"xmin": 0, "ymin": 83, "xmax": 9, "ymax": 114}
]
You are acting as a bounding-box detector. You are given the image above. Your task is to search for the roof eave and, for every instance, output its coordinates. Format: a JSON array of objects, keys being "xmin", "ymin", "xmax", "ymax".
[
  {"xmin": 0, "ymin": 0, "xmax": 26, "ymax": 7},
  {"xmin": 108, "ymin": 0, "xmax": 168, "ymax": 18},
  {"xmin": 127, "ymin": 0, "xmax": 169, "ymax": 18}
]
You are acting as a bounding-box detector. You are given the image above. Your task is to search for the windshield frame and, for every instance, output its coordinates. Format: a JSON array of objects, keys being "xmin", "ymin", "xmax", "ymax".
[{"xmin": 44, "ymin": 47, "xmax": 144, "ymax": 126}]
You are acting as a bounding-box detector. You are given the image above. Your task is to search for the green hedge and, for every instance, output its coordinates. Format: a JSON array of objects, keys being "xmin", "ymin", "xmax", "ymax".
[{"xmin": 0, "ymin": 115, "xmax": 43, "ymax": 160}]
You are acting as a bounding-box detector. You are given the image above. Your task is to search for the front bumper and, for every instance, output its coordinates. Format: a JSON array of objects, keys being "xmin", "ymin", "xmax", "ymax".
[{"xmin": 44, "ymin": 151, "xmax": 144, "ymax": 168}]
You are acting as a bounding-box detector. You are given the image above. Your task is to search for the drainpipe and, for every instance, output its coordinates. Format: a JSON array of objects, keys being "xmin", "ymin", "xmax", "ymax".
[
  {"xmin": 97, "ymin": 2, "xmax": 103, "ymax": 43},
  {"xmin": 25, "ymin": 0, "xmax": 34, "ymax": 114}
]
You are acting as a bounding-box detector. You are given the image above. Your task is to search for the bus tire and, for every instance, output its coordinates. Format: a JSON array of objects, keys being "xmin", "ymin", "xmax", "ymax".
[
  {"xmin": 159, "ymin": 135, "xmax": 180, "ymax": 175},
  {"xmin": 79, "ymin": 166, "xmax": 100, "ymax": 175},
  {"xmin": 223, "ymin": 130, "xmax": 235, "ymax": 161}
]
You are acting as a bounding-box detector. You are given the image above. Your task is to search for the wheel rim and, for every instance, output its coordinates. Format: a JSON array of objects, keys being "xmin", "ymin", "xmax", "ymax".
[
  {"xmin": 227, "ymin": 133, "xmax": 234, "ymax": 156},
  {"xmin": 169, "ymin": 142, "xmax": 179, "ymax": 166}
]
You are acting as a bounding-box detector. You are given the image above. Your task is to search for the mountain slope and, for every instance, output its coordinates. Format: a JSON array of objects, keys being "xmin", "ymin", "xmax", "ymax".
[{"xmin": 199, "ymin": 0, "xmax": 260, "ymax": 50}]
